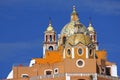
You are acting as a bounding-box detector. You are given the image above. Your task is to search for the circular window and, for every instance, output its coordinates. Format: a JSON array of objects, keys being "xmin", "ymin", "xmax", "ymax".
[
  {"xmin": 78, "ymin": 60, "xmax": 83, "ymax": 66},
  {"xmin": 77, "ymin": 47, "xmax": 83, "ymax": 56},
  {"xmin": 67, "ymin": 49, "xmax": 71, "ymax": 56},
  {"xmin": 76, "ymin": 59, "xmax": 85, "ymax": 68}
]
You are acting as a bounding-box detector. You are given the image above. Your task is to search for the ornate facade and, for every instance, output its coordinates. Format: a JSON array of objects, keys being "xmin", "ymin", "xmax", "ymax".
[{"xmin": 7, "ymin": 6, "xmax": 119, "ymax": 80}]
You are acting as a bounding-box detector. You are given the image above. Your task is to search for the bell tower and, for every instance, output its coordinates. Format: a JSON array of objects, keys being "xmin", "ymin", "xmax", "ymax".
[
  {"xmin": 43, "ymin": 19, "xmax": 57, "ymax": 57},
  {"xmin": 88, "ymin": 21, "xmax": 98, "ymax": 50}
]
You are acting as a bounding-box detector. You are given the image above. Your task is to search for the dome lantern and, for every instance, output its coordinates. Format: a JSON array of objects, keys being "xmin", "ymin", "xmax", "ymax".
[
  {"xmin": 71, "ymin": 6, "xmax": 79, "ymax": 21},
  {"xmin": 87, "ymin": 20, "xmax": 94, "ymax": 32},
  {"xmin": 46, "ymin": 19, "xmax": 54, "ymax": 31}
]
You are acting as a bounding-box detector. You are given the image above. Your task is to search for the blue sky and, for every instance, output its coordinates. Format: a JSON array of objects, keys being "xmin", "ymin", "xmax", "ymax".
[{"xmin": 0, "ymin": 0, "xmax": 120, "ymax": 78}]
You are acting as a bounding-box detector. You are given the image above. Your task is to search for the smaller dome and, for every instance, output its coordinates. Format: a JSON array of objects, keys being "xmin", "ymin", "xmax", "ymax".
[
  {"xmin": 88, "ymin": 23, "xmax": 94, "ymax": 32},
  {"xmin": 46, "ymin": 19, "xmax": 54, "ymax": 31},
  {"xmin": 47, "ymin": 25, "xmax": 53, "ymax": 31}
]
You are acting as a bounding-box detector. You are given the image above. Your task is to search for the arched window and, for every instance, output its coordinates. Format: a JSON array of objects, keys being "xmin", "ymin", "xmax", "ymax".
[
  {"xmin": 49, "ymin": 46, "xmax": 53, "ymax": 51},
  {"xmin": 67, "ymin": 49, "xmax": 71, "ymax": 56},
  {"xmin": 44, "ymin": 69, "xmax": 53, "ymax": 75},
  {"xmin": 89, "ymin": 49, "xmax": 92, "ymax": 56},
  {"xmin": 50, "ymin": 35, "xmax": 52, "ymax": 42},
  {"xmin": 63, "ymin": 36, "xmax": 66, "ymax": 44}
]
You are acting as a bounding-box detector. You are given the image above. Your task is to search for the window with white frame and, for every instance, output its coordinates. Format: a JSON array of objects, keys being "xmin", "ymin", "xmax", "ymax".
[
  {"xmin": 77, "ymin": 47, "xmax": 84, "ymax": 56},
  {"xmin": 76, "ymin": 59, "xmax": 85, "ymax": 68},
  {"xmin": 54, "ymin": 68, "xmax": 59, "ymax": 74}
]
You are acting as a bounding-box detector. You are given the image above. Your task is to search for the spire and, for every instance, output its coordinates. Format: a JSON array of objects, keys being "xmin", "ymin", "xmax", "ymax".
[
  {"xmin": 71, "ymin": 6, "xmax": 79, "ymax": 21},
  {"xmin": 47, "ymin": 18, "xmax": 54, "ymax": 31},
  {"xmin": 48, "ymin": 17, "xmax": 52, "ymax": 26},
  {"xmin": 88, "ymin": 18, "xmax": 94, "ymax": 32},
  {"xmin": 72, "ymin": 6, "xmax": 76, "ymax": 14}
]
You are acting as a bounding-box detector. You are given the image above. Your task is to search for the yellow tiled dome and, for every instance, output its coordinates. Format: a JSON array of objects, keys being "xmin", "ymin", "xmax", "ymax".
[
  {"xmin": 60, "ymin": 21, "xmax": 87, "ymax": 36},
  {"xmin": 65, "ymin": 34, "xmax": 91, "ymax": 46}
]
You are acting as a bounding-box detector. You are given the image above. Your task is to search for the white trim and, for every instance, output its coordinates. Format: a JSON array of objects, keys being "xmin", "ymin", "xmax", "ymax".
[
  {"xmin": 72, "ymin": 48, "xmax": 74, "ymax": 58},
  {"xmin": 7, "ymin": 70, "xmax": 13, "ymax": 79},
  {"xmin": 96, "ymin": 45, "xmax": 99, "ymax": 50},
  {"xmin": 111, "ymin": 64, "xmax": 118, "ymax": 77},
  {"xmin": 65, "ymin": 73, "xmax": 70, "ymax": 80},
  {"xmin": 54, "ymin": 68, "xmax": 59, "ymax": 74},
  {"xmin": 86, "ymin": 47, "xmax": 88, "ymax": 58},
  {"xmin": 43, "ymin": 45, "xmax": 46, "ymax": 58},
  {"xmin": 106, "ymin": 66, "xmax": 111, "ymax": 67},
  {"xmin": 29, "ymin": 59, "xmax": 35, "ymax": 67}
]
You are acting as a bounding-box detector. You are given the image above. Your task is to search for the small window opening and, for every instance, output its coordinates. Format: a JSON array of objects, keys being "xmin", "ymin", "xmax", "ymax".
[
  {"xmin": 67, "ymin": 49, "xmax": 71, "ymax": 55},
  {"xmin": 106, "ymin": 67, "xmax": 111, "ymax": 76},
  {"xmin": 89, "ymin": 49, "xmax": 92, "ymax": 56},
  {"xmin": 54, "ymin": 68, "xmax": 59, "ymax": 74},
  {"xmin": 49, "ymin": 46, "xmax": 53, "ymax": 51},
  {"xmin": 46, "ymin": 71, "xmax": 52, "ymax": 75},
  {"xmin": 78, "ymin": 48, "xmax": 82, "ymax": 55},
  {"xmin": 21, "ymin": 74, "xmax": 29, "ymax": 78},
  {"xmin": 50, "ymin": 35, "xmax": 52, "ymax": 42},
  {"xmin": 63, "ymin": 37, "xmax": 66, "ymax": 44}
]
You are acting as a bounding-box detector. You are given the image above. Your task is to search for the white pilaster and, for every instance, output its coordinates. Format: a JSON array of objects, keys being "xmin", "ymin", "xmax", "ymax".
[
  {"xmin": 96, "ymin": 45, "xmax": 99, "ymax": 50},
  {"xmin": 86, "ymin": 47, "xmax": 88, "ymax": 58},
  {"xmin": 43, "ymin": 45, "xmax": 46, "ymax": 58},
  {"xmin": 66, "ymin": 73, "xmax": 70, "ymax": 80},
  {"xmin": 111, "ymin": 64, "xmax": 118, "ymax": 77},
  {"xmin": 72, "ymin": 48, "xmax": 74, "ymax": 58}
]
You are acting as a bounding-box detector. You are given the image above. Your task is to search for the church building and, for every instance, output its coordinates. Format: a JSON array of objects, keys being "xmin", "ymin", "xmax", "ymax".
[{"xmin": 7, "ymin": 6, "xmax": 119, "ymax": 80}]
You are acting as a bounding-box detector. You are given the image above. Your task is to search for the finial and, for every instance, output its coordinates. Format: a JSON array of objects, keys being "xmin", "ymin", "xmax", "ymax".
[
  {"xmin": 71, "ymin": 5, "xmax": 79, "ymax": 21},
  {"xmin": 73, "ymin": 5, "xmax": 76, "ymax": 13},
  {"xmin": 49, "ymin": 17, "xmax": 52, "ymax": 26},
  {"xmin": 88, "ymin": 17, "xmax": 94, "ymax": 32},
  {"xmin": 47, "ymin": 17, "xmax": 53, "ymax": 31},
  {"xmin": 89, "ymin": 17, "xmax": 92, "ymax": 27}
]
